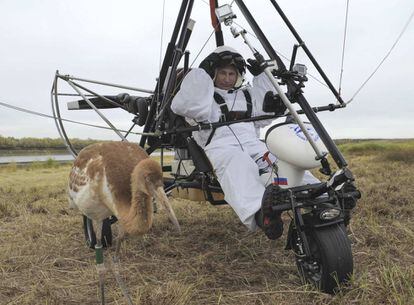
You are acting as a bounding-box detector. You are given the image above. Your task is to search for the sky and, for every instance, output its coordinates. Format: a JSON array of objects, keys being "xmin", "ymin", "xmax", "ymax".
[{"xmin": 0, "ymin": 0, "xmax": 413, "ymax": 141}]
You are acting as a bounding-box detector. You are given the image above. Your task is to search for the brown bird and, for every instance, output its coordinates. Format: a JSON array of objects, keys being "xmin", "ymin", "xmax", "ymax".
[{"xmin": 68, "ymin": 141, "xmax": 180, "ymax": 304}]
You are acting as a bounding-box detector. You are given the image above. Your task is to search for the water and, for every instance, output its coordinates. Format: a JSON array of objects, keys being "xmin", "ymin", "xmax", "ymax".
[
  {"xmin": 0, "ymin": 154, "xmax": 74, "ymax": 164},
  {"xmin": 0, "ymin": 151, "xmax": 173, "ymax": 164}
]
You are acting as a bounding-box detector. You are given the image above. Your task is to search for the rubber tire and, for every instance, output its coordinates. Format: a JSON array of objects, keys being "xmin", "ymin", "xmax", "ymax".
[
  {"xmin": 294, "ymin": 224, "xmax": 353, "ymax": 294},
  {"xmin": 83, "ymin": 216, "xmax": 113, "ymax": 249}
]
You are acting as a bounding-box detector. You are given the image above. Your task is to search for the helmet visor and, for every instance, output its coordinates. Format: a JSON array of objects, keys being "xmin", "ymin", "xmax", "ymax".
[{"xmin": 216, "ymin": 51, "xmax": 246, "ymax": 75}]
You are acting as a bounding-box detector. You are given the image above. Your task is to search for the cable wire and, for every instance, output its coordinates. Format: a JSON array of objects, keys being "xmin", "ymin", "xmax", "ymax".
[
  {"xmin": 189, "ymin": 29, "xmax": 216, "ymax": 68},
  {"xmin": 199, "ymin": 0, "xmax": 329, "ymax": 88},
  {"xmin": 347, "ymin": 8, "xmax": 414, "ymax": 104},
  {"xmin": 230, "ymin": 22, "xmax": 329, "ymax": 88},
  {"xmin": 0, "ymin": 100, "xmax": 153, "ymax": 136},
  {"xmin": 159, "ymin": 0, "xmax": 166, "ymax": 73},
  {"xmin": 156, "ymin": 0, "xmax": 167, "ymax": 109},
  {"xmin": 338, "ymin": 0, "xmax": 350, "ymax": 97}
]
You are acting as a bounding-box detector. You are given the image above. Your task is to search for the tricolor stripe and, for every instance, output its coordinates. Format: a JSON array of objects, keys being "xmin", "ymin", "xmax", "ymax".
[{"xmin": 273, "ymin": 177, "xmax": 288, "ymax": 185}]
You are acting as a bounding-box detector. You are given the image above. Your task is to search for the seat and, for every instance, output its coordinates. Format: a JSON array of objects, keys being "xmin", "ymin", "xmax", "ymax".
[{"xmin": 161, "ymin": 69, "xmax": 226, "ymax": 205}]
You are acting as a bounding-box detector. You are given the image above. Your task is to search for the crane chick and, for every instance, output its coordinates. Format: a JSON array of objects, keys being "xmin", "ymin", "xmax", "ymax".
[
  {"xmin": 68, "ymin": 141, "xmax": 180, "ymax": 304},
  {"xmin": 68, "ymin": 140, "xmax": 180, "ymax": 239}
]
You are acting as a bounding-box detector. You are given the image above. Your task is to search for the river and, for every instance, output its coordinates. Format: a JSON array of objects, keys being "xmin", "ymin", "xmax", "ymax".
[{"xmin": 0, "ymin": 151, "xmax": 173, "ymax": 164}]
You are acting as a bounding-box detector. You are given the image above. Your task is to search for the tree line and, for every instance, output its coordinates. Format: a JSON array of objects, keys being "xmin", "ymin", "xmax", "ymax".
[{"xmin": 0, "ymin": 135, "xmax": 102, "ymax": 150}]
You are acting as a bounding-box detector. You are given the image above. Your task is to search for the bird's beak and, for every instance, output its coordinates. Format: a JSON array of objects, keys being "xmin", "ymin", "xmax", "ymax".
[{"xmin": 154, "ymin": 186, "xmax": 181, "ymax": 233}]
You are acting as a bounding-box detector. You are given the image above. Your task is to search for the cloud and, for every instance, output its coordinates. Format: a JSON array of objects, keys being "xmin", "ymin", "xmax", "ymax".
[{"xmin": 0, "ymin": 0, "xmax": 413, "ymax": 140}]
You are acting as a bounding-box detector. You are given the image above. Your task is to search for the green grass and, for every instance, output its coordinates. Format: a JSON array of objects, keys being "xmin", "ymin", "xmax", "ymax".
[
  {"xmin": 338, "ymin": 139, "xmax": 414, "ymax": 152},
  {"xmin": 339, "ymin": 139, "xmax": 414, "ymax": 164},
  {"xmin": 0, "ymin": 140, "xmax": 413, "ymax": 304}
]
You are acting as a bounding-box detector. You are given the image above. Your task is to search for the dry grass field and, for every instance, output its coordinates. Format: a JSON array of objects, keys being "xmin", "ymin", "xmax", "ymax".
[{"xmin": 0, "ymin": 140, "xmax": 413, "ymax": 305}]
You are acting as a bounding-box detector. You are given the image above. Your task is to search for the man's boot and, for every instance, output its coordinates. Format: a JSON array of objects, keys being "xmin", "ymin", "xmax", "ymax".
[{"xmin": 255, "ymin": 184, "xmax": 284, "ymax": 240}]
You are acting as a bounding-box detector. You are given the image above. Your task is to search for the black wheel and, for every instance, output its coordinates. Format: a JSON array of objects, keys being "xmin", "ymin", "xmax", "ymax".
[
  {"xmin": 291, "ymin": 223, "xmax": 353, "ymax": 294},
  {"xmin": 82, "ymin": 215, "xmax": 113, "ymax": 249}
]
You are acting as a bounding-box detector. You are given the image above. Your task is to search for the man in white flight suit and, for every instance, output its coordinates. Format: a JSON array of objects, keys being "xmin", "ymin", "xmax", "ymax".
[{"xmin": 171, "ymin": 45, "xmax": 290, "ymax": 239}]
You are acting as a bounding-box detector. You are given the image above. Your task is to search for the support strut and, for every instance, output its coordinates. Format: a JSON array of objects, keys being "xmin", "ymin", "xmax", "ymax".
[
  {"xmin": 233, "ymin": 0, "xmax": 348, "ymax": 169},
  {"xmin": 269, "ymin": 0, "xmax": 346, "ymax": 105},
  {"xmin": 210, "ymin": 0, "xmax": 224, "ymax": 46},
  {"xmin": 140, "ymin": 0, "xmax": 191, "ymax": 148}
]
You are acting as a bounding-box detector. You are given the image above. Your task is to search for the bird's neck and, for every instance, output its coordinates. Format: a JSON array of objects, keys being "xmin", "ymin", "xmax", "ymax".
[{"xmin": 120, "ymin": 186, "xmax": 153, "ymax": 235}]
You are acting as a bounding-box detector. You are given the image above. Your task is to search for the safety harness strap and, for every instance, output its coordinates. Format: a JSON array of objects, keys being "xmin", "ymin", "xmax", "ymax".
[
  {"xmin": 213, "ymin": 92, "xmax": 229, "ymax": 122},
  {"xmin": 205, "ymin": 89, "xmax": 252, "ymax": 146},
  {"xmin": 242, "ymin": 89, "xmax": 253, "ymax": 119}
]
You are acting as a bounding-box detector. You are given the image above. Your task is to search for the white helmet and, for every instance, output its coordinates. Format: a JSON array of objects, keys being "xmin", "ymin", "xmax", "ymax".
[{"xmin": 199, "ymin": 46, "xmax": 246, "ymax": 88}]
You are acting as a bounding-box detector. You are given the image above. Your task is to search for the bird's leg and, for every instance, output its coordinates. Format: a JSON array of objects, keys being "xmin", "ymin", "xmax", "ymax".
[
  {"xmin": 114, "ymin": 224, "xmax": 125, "ymax": 263},
  {"xmin": 94, "ymin": 220, "xmax": 106, "ymax": 305},
  {"xmin": 140, "ymin": 235, "xmax": 147, "ymax": 254},
  {"xmin": 110, "ymin": 225, "xmax": 134, "ymax": 305},
  {"xmin": 153, "ymin": 199, "xmax": 157, "ymax": 213}
]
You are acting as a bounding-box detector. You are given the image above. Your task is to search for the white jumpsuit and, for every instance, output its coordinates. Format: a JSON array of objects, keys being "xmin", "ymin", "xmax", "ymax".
[{"xmin": 171, "ymin": 68, "xmax": 317, "ymax": 230}]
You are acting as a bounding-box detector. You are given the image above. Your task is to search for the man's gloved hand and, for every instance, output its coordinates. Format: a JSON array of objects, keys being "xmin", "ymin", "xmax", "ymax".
[
  {"xmin": 199, "ymin": 53, "xmax": 220, "ymax": 79},
  {"xmin": 263, "ymin": 91, "xmax": 287, "ymax": 115},
  {"xmin": 246, "ymin": 58, "xmax": 263, "ymax": 76}
]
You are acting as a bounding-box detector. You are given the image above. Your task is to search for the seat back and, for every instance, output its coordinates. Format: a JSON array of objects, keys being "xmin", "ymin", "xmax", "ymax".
[{"xmin": 163, "ymin": 69, "xmax": 225, "ymax": 204}]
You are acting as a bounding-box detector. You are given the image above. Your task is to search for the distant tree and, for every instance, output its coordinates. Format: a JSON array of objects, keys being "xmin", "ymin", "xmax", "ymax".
[{"xmin": 0, "ymin": 135, "xmax": 105, "ymax": 150}]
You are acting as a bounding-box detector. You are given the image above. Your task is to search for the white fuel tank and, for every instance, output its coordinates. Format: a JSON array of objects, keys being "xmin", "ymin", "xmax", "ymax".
[{"xmin": 265, "ymin": 122, "xmax": 328, "ymax": 187}]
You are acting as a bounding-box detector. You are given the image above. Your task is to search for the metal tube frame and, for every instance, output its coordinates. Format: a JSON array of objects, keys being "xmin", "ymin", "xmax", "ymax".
[
  {"xmin": 210, "ymin": 0, "xmax": 224, "ymax": 46},
  {"xmin": 65, "ymin": 79, "xmax": 125, "ymax": 109},
  {"xmin": 140, "ymin": 0, "xmax": 191, "ymax": 148},
  {"xmin": 62, "ymin": 85, "xmax": 153, "ymax": 143},
  {"xmin": 138, "ymin": 0, "xmax": 195, "ymax": 155},
  {"xmin": 60, "ymin": 74, "xmax": 154, "ymax": 94},
  {"xmin": 269, "ymin": 0, "xmax": 345, "ymax": 106},
  {"xmin": 233, "ymin": 0, "xmax": 287, "ymax": 71},
  {"xmin": 51, "ymin": 72, "xmax": 78, "ymax": 157},
  {"xmin": 237, "ymin": 29, "xmax": 325, "ymax": 158},
  {"xmin": 234, "ymin": 0, "xmax": 348, "ymax": 169},
  {"xmin": 51, "ymin": 72, "xmax": 150, "ymax": 152},
  {"xmin": 66, "ymin": 80, "xmax": 127, "ymax": 141},
  {"xmin": 51, "ymin": 1, "xmax": 349, "ymax": 169},
  {"xmin": 51, "ymin": 73, "xmax": 155, "ymax": 157},
  {"xmin": 56, "ymin": 93, "xmax": 96, "ymax": 97},
  {"xmin": 289, "ymin": 44, "xmax": 299, "ymax": 71},
  {"xmin": 263, "ymin": 68, "xmax": 324, "ymax": 158},
  {"xmin": 162, "ymin": 103, "xmax": 340, "ymax": 135},
  {"xmin": 155, "ymin": 1, "xmax": 195, "ymax": 128},
  {"xmin": 157, "ymin": 0, "xmax": 190, "ymax": 91}
]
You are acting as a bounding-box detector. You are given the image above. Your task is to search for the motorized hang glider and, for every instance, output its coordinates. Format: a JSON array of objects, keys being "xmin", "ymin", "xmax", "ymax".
[{"xmin": 52, "ymin": 0, "xmax": 362, "ymax": 294}]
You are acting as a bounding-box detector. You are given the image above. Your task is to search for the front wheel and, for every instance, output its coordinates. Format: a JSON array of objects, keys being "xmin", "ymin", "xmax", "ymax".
[{"xmin": 290, "ymin": 223, "xmax": 353, "ymax": 294}]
